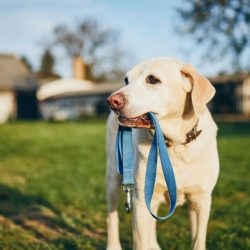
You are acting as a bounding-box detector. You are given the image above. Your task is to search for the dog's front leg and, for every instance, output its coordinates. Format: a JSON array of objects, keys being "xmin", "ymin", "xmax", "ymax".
[
  {"xmin": 132, "ymin": 194, "xmax": 151, "ymax": 250},
  {"xmin": 188, "ymin": 199, "xmax": 198, "ymax": 242},
  {"xmin": 187, "ymin": 193, "xmax": 211, "ymax": 250},
  {"xmin": 106, "ymin": 172, "xmax": 122, "ymax": 250},
  {"xmin": 132, "ymin": 190, "xmax": 161, "ymax": 250},
  {"xmin": 148, "ymin": 198, "xmax": 162, "ymax": 250}
]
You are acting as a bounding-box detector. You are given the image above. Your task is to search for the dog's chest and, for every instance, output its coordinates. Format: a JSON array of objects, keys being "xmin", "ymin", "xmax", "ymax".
[
  {"xmin": 134, "ymin": 129, "xmax": 213, "ymax": 193},
  {"xmin": 158, "ymin": 144, "xmax": 206, "ymax": 190}
]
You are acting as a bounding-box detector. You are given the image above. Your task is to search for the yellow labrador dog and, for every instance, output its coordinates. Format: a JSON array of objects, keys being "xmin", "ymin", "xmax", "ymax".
[{"xmin": 106, "ymin": 58, "xmax": 219, "ymax": 250}]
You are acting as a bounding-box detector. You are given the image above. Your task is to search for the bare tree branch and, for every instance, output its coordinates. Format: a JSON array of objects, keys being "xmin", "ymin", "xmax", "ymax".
[
  {"xmin": 52, "ymin": 18, "xmax": 130, "ymax": 82},
  {"xmin": 177, "ymin": 0, "xmax": 250, "ymax": 70}
]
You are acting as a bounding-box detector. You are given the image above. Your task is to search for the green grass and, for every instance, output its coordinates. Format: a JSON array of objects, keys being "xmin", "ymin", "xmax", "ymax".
[{"xmin": 0, "ymin": 120, "xmax": 249, "ymax": 250}]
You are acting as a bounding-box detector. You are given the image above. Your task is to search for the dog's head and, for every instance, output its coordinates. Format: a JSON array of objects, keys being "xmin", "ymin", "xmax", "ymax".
[{"xmin": 107, "ymin": 57, "xmax": 215, "ymax": 128}]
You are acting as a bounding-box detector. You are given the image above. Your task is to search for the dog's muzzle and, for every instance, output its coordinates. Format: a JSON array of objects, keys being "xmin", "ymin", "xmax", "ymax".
[
  {"xmin": 107, "ymin": 93, "xmax": 125, "ymax": 111},
  {"xmin": 118, "ymin": 114, "xmax": 152, "ymax": 128},
  {"xmin": 107, "ymin": 93, "xmax": 152, "ymax": 128}
]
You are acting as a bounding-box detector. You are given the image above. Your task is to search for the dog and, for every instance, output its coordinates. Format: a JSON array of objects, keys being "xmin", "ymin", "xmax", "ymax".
[{"xmin": 106, "ymin": 57, "xmax": 219, "ymax": 250}]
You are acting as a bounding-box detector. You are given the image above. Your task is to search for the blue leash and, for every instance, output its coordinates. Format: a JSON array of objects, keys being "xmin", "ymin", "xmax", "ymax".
[
  {"xmin": 116, "ymin": 112, "xmax": 177, "ymax": 221},
  {"xmin": 116, "ymin": 126, "xmax": 135, "ymax": 212}
]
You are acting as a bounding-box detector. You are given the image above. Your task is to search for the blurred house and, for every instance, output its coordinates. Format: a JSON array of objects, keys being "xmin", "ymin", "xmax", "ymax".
[
  {"xmin": 209, "ymin": 73, "xmax": 250, "ymax": 118},
  {"xmin": 37, "ymin": 56, "xmax": 121, "ymax": 120},
  {"xmin": 33, "ymin": 71, "xmax": 60, "ymax": 85},
  {"xmin": 0, "ymin": 54, "xmax": 39, "ymax": 123}
]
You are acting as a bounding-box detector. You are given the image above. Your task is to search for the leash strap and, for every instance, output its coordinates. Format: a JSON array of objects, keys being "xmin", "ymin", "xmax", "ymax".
[
  {"xmin": 116, "ymin": 126, "xmax": 134, "ymax": 213},
  {"xmin": 116, "ymin": 126, "xmax": 134, "ymax": 184},
  {"xmin": 145, "ymin": 113, "xmax": 176, "ymax": 220},
  {"xmin": 116, "ymin": 112, "xmax": 176, "ymax": 220}
]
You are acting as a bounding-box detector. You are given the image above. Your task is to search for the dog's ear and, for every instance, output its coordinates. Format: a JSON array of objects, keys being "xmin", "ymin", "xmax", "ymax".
[{"xmin": 180, "ymin": 64, "xmax": 215, "ymax": 116}]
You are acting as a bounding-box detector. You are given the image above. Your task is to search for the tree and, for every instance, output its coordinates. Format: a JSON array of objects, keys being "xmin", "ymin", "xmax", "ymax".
[
  {"xmin": 40, "ymin": 49, "xmax": 55, "ymax": 75},
  {"xmin": 177, "ymin": 0, "xmax": 250, "ymax": 69},
  {"xmin": 53, "ymin": 18, "xmax": 130, "ymax": 82},
  {"xmin": 20, "ymin": 55, "xmax": 33, "ymax": 71}
]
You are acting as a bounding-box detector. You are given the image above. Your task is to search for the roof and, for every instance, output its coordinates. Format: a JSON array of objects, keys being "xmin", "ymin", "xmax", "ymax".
[
  {"xmin": 209, "ymin": 72, "xmax": 250, "ymax": 84},
  {"xmin": 37, "ymin": 78, "xmax": 122, "ymax": 101},
  {"xmin": 0, "ymin": 54, "xmax": 38, "ymax": 91}
]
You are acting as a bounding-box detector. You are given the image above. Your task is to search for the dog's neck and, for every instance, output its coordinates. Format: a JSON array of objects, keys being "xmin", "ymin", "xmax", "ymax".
[
  {"xmin": 158, "ymin": 111, "xmax": 200, "ymax": 146},
  {"xmin": 158, "ymin": 92, "xmax": 203, "ymax": 146}
]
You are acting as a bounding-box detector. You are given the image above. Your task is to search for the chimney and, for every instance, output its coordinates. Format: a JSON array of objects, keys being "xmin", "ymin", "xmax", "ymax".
[{"xmin": 73, "ymin": 56, "xmax": 86, "ymax": 80}]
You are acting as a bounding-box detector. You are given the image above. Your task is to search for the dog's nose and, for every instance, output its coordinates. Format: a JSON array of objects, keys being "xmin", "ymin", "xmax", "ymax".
[{"xmin": 107, "ymin": 93, "xmax": 125, "ymax": 110}]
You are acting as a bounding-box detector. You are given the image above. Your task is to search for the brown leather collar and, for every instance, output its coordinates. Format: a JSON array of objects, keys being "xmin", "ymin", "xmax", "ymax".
[
  {"xmin": 182, "ymin": 122, "xmax": 202, "ymax": 145},
  {"xmin": 149, "ymin": 120, "xmax": 202, "ymax": 147},
  {"xmin": 164, "ymin": 122, "xmax": 202, "ymax": 147}
]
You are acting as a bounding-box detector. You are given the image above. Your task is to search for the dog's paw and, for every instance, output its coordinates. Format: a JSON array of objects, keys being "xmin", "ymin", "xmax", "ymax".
[
  {"xmin": 106, "ymin": 246, "xmax": 122, "ymax": 250},
  {"xmin": 149, "ymin": 242, "xmax": 162, "ymax": 250}
]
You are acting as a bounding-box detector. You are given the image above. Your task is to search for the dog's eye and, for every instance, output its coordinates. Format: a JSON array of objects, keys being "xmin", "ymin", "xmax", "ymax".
[
  {"xmin": 124, "ymin": 76, "xmax": 129, "ymax": 85},
  {"xmin": 146, "ymin": 75, "xmax": 161, "ymax": 84}
]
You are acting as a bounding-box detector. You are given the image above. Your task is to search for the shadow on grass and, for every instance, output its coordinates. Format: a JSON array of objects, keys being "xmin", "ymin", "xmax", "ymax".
[
  {"xmin": 0, "ymin": 185, "xmax": 82, "ymax": 245},
  {"xmin": 0, "ymin": 184, "xmax": 107, "ymax": 249}
]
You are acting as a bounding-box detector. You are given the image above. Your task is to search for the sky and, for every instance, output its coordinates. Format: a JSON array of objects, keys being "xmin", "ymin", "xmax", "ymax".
[{"xmin": 0, "ymin": 0, "xmax": 231, "ymax": 77}]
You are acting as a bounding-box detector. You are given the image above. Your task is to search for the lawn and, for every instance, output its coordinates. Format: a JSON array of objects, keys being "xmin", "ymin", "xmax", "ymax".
[{"xmin": 0, "ymin": 119, "xmax": 249, "ymax": 250}]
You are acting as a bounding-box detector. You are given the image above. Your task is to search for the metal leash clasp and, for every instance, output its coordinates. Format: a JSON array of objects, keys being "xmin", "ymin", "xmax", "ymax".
[{"xmin": 122, "ymin": 184, "xmax": 135, "ymax": 213}]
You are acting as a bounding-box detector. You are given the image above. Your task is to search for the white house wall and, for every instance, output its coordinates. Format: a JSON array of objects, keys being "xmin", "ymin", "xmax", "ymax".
[
  {"xmin": 0, "ymin": 91, "xmax": 16, "ymax": 123},
  {"xmin": 39, "ymin": 95, "xmax": 105, "ymax": 121},
  {"xmin": 242, "ymin": 79, "xmax": 250, "ymax": 115}
]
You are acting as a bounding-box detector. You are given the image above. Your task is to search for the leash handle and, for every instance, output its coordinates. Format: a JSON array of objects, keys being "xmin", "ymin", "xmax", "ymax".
[{"xmin": 145, "ymin": 113, "xmax": 176, "ymax": 220}]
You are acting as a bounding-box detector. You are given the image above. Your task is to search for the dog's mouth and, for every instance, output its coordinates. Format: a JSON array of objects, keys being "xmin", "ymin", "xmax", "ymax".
[{"xmin": 118, "ymin": 113, "xmax": 152, "ymax": 128}]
